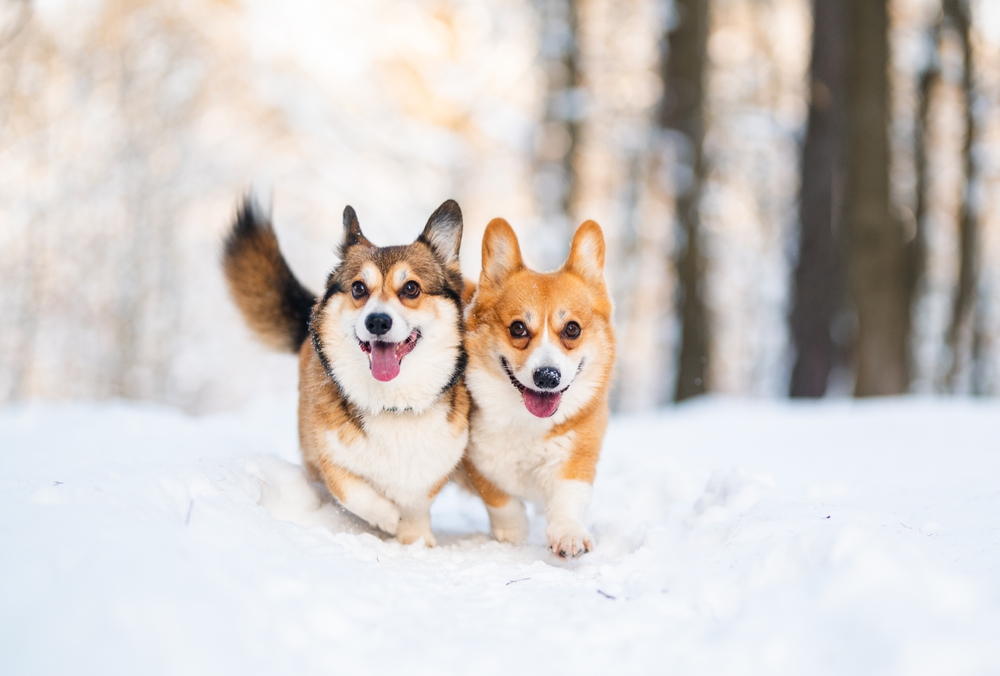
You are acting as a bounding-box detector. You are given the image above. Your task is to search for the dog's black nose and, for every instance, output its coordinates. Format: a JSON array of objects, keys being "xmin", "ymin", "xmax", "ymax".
[
  {"xmin": 365, "ymin": 313, "xmax": 393, "ymax": 336},
  {"xmin": 533, "ymin": 366, "xmax": 561, "ymax": 390}
]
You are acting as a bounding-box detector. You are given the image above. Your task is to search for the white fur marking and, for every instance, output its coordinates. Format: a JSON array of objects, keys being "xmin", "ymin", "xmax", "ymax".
[
  {"xmin": 323, "ymin": 400, "xmax": 467, "ymax": 509},
  {"xmin": 397, "ymin": 503, "xmax": 436, "ymax": 546},
  {"xmin": 516, "ymin": 329, "xmax": 580, "ymax": 392},
  {"xmin": 356, "ymin": 297, "xmax": 411, "ymax": 344},
  {"xmin": 322, "ymin": 286, "xmax": 463, "ymax": 414},
  {"xmin": 341, "ymin": 480, "xmax": 401, "ymax": 535},
  {"xmin": 486, "ymin": 499, "xmax": 528, "ymax": 545},
  {"xmin": 545, "ymin": 480, "xmax": 593, "ymax": 557}
]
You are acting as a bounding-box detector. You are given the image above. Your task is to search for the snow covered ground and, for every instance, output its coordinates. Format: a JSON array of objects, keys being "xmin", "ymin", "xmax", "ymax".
[{"xmin": 2, "ymin": 397, "xmax": 999, "ymax": 675}]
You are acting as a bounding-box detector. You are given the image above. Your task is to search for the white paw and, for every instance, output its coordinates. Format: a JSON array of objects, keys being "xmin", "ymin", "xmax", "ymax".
[
  {"xmin": 396, "ymin": 522, "xmax": 436, "ymax": 547},
  {"xmin": 487, "ymin": 500, "xmax": 528, "ymax": 545},
  {"xmin": 493, "ymin": 524, "xmax": 528, "ymax": 545},
  {"xmin": 368, "ymin": 499, "xmax": 401, "ymax": 536},
  {"xmin": 547, "ymin": 522, "xmax": 593, "ymax": 558}
]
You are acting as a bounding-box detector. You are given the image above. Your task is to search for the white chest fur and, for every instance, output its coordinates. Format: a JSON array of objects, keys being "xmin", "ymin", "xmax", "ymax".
[
  {"xmin": 321, "ymin": 400, "xmax": 467, "ymax": 509},
  {"xmin": 467, "ymin": 406, "xmax": 575, "ymax": 502},
  {"xmin": 466, "ymin": 361, "xmax": 585, "ymax": 502}
]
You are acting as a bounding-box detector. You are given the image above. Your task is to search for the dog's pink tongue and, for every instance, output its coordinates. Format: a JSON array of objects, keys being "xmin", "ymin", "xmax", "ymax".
[
  {"xmin": 523, "ymin": 390, "xmax": 561, "ymax": 418},
  {"xmin": 370, "ymin": 342, "xmax": 401, "ymax": 382}
]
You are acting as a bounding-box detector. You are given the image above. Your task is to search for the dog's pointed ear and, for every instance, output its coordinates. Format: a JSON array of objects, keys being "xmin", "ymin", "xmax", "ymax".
[
  {"xmin": 339, "ymin": 206, "xmax": 373, "ymax": 256},
  {"xmin": 564, "ymin": 220, "xmax": 606, "ymax": 284},
  {"xmin": 481, "ymin": 218, "xmax": 524, "ymax": 287},
  {"xmin": 419, "ymin": 199, "xmax": 463, "ymax": 268}
]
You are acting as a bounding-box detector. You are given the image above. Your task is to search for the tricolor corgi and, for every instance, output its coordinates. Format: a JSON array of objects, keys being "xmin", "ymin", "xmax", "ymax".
[
  {"xmin": 223, "ymin": 197, "xmax": 469, "ymax": 546},
  {"xmin": 462, "ymin": 218, "xmax": 615, "ymax": 557}
]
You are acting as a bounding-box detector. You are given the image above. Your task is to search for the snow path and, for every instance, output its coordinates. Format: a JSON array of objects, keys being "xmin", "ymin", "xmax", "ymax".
[{"xmin": 2, "ymin": 399, "xmax": 999, "ymax": 675}]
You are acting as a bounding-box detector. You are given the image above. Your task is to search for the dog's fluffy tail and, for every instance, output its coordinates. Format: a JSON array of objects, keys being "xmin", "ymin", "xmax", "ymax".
[{"xmin": 222, "ymin": 197, "xmax": 316, "ymax": 353}]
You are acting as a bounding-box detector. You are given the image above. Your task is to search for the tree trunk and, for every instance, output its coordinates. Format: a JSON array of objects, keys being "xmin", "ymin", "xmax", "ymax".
[
  {"xmin": 789, "ymin": 0, "xmax": 846, "ymax": 398},
  {"xmin": 911, "ymin": 16, "xmax": 940, "ymax": 339},
  {"xmin": 907, "ymin": 16, "xmax": 938, "ymax": 394},
  {"xmin": 843, "ymin": 0, "xmax": 911, "ymax": 396},
  {"xmin": 941, "ymin": 0, "xmax": 979, "ymax": 392},
  {"xmin": 661, "ymin": 0, "xmax": 710, "ymax": 402}
]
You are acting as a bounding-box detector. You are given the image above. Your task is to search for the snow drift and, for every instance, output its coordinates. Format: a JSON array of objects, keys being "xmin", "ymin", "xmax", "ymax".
[{"xmin": 2, "ymin": 398, "xmax": 999, "ymax": 675}]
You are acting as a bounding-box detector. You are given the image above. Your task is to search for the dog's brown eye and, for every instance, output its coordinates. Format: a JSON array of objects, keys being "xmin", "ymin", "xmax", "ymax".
[
  {"xmin": 510, "ymin": 321, "xmax": 528, "ymax": 338},
  {"xmin": 351, "ymin": 281, "xmax": 367, "ymax": 299},
  {"xmin": 401, "ymin": 281, "xmax": 421, "ymax": 298},
  {"xmin": 563, "ymin": 321, "xmax": 581, "ymax": 339}
]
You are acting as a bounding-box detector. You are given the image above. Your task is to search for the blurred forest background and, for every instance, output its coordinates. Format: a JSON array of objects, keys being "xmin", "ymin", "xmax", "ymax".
[{"xmin": 2, "ymin": 0, "xmax": 999, "ymax": 414}]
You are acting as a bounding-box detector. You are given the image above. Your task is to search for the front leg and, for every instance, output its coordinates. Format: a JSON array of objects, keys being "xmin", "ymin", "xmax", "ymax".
[
  {"xmin": 463, "ymin": 456, "xmax": 528, "ymax": 544},
  {"xmin": 397, "ymin": 501, "xmax": 436, "ymax": 547},
  {"xmin": 487, "ymin": 499, "xmax": 528, "ymax": 545},
  {"xmin": 545, "ymin": 479, "xmax": 593, "ymax": 558},
  {"xmin": 316, "ymin": 456, "xmax": 400, "ymax": 535},
  {"xmin": 546, "ymin": 409, "xmax": 606, "ymax": 557}
]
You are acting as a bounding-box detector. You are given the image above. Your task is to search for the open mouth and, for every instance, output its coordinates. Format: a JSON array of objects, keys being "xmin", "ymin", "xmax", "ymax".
[
  {"xmin": 359, "ymin": 330, "xmax": 420, "ymax": 382},
  {"xmin": 501, "ymin": 357, "xmax": 567, "ymax": 418}
]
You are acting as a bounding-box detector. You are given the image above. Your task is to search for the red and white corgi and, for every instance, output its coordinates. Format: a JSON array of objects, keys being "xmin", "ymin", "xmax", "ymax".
[
  {"xmin": 462, "ymin": 219, "xmax": 615, "ymax": 557},
  {"xmin": 223, "ymin": 198, "xmax": 470, "ymax": 546}
]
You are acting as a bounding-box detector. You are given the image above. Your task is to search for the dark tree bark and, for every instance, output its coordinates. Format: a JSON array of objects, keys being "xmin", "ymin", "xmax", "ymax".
[
  {"xmin": 789, "ymin": 0, "xmax": 847, "ymax": 398},
  {"xmin": 941, "ymin": 0, "xmax": 979, "ymax": 391},
  {"xmin": 911, "ymin": 16, "xmax": 942, "ymax": 314},
  {"xmin": 843, "ymin": 0, "xmax": 912, "ymax": 396},
  {"xmin": 660, "ymin": 0, "xmax": 710, "ymax": 402}
]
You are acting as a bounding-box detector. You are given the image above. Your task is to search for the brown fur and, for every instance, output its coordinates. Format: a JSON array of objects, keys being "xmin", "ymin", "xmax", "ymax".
[
  {"xmin": 461, "ymin": 277, "xmax": 478, "ymax": 307},
  {"xmin": 461, "ymin": 454, "xmax": 511, "ymax": 508},
  {"xmin": 325, "ymin": 240, "xmax": 465, "ymax": 307},
  {"xmin": 463, "ymin": 218, "xmax": 616, "ymax": 554},
  {"xmin": 222, "ymin": 200, "xmax": 315, "ymax": 353},
  {"xmin": 223, "ymin": 197, "xmax": 470, "ymax": 544},
  {"xmin": 312, "ymin": 451, "xmax": 367, "ymax": 504},
  {"xmin": 445, "ymin": 383, "xmax": 471, "ymax": 432},
  {"xmin": 551, "ymin": 400, "xmax": 608, "ymax": 483},
  {"xmin": 298, "ymin": 341, "xmax": 365, "ymax": 465},
  {"xmin": 428, "ymin": 476, "xmax": 449, "ymax": 500},
  {"xmin": 466, "ymin": 218, "xmax": 615, "ymax": 487}
]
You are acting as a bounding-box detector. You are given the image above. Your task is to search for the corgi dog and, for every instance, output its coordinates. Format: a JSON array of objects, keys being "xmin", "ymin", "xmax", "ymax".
[
  {"xmin": 462, "ymin": 218, "xmax": 615, "ymax": 557},
  {"xmin": 223, "ymin": 197, "xmax": 469, "ymax": 546}
]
